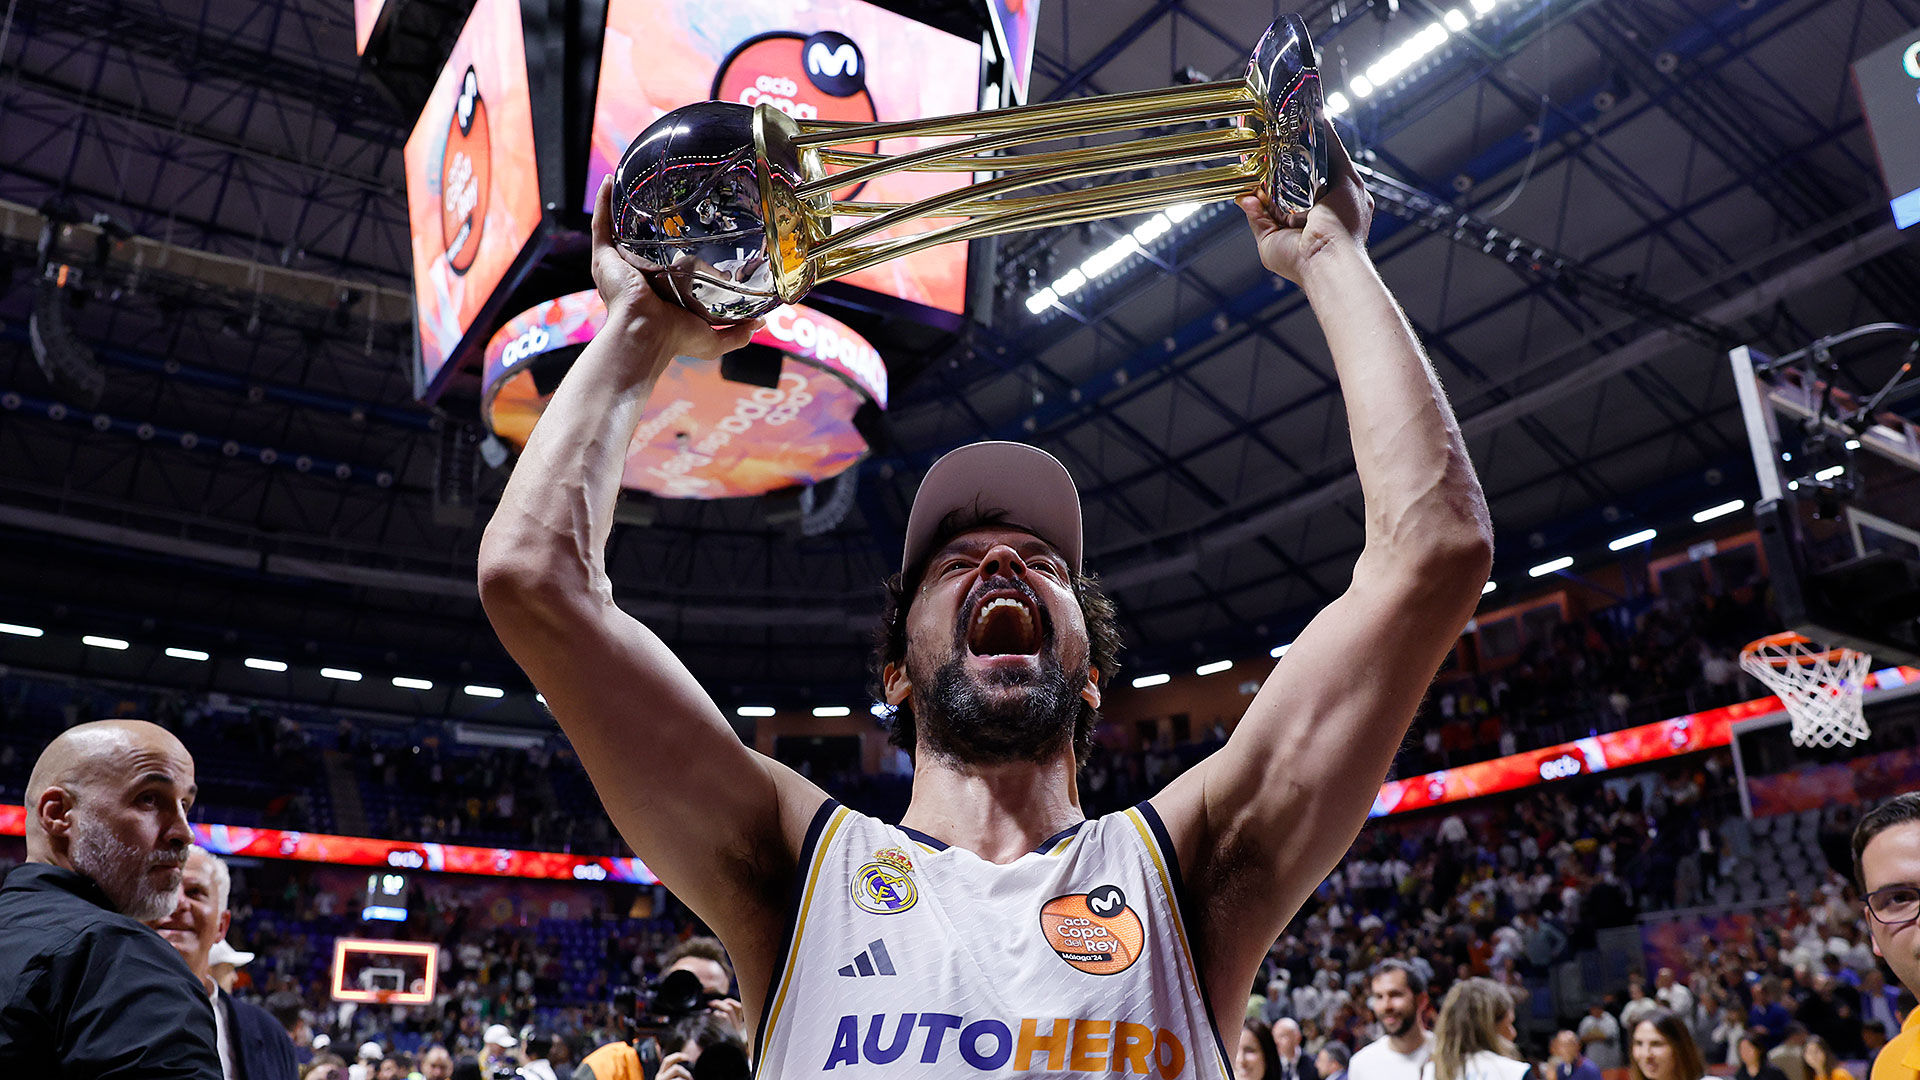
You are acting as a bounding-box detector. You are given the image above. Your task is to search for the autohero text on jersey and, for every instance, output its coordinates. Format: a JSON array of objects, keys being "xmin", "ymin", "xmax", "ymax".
[{"xmin": 822, "ymin": 1013, "xmax": 1188, "ymax": 1076}]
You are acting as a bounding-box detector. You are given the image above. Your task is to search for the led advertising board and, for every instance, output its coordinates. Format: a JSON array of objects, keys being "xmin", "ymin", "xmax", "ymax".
[
  {"xmin": 587, "ymin": 0, "xmax": 981, "ymax": 315},
  {"xmin": 1369, "ymin": 665, "xmax": 1920, "ymax": 816},
  {"xmin": 402, "ymin": 0, "xmax": 551, "ymax": 397}
]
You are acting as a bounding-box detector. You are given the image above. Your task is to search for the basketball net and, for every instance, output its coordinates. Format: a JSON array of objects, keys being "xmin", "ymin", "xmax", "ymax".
[{"xmin": 1739, "ymin": 631, "xmax": 1872, "ymax": 748}]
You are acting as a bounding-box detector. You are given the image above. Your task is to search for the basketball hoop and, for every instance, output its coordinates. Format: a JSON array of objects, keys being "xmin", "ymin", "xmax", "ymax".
[{"xmin": 1739, "ymin": 631, "xmax": 1873, "ymax": 748}]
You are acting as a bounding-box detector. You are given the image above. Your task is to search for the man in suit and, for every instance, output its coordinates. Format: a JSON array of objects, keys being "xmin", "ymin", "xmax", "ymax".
[
  {"xmin": 150, "ymin": 846, "xmax": 299, "ymax": 1080},
  {"xmin": 1276, "ymin": 1018, "xmax": 1323, "ymax": 1080}
]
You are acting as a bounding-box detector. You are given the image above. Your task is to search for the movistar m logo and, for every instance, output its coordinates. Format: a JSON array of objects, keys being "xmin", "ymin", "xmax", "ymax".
[
  {"xmin": 1087, "ymin": 885, "xmax": 1125, "ymax": 916},
  {"xmin": 808, "ymin": 42, "xmax": 859, "ymax": 78},
  {"xmin": 801, "ymin": 31, "xmax": 865, "ymax": 98}
]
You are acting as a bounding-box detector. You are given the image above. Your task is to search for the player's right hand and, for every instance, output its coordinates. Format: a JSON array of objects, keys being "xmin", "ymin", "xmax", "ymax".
[
  {"xmin": 590, "ymin": 177, "xmax": 761, "ymax": 366},
  {"xmin": 1237, "ymin": 123, "xmax": 1373, "ymax": 287}
]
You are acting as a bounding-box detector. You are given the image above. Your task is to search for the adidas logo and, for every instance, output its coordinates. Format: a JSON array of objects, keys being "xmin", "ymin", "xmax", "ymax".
[{"xmin": 837, "ymin": 939, "xmax": 896, "ymax": 977}]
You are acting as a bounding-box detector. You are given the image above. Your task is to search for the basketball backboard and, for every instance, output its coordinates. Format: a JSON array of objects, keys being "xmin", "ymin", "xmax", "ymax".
[{"xmin": 1730, "ymin": 324, "xmax": 1920, "ymax": 667}]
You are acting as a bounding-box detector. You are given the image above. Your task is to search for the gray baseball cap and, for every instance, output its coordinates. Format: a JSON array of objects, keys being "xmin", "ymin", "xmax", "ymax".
[{"xmin": 901, "ymin": 441, "xmax": 1083, "ymax": 576}]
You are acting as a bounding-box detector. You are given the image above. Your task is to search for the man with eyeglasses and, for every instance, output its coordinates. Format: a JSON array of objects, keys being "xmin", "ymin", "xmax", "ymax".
[{"xmin": 1855, "ymin": 792, "xmax": 1920, "ymax": 1080}]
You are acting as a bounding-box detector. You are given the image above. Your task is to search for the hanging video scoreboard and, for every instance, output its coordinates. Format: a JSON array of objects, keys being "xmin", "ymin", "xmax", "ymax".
[
  {"xmin": 1853, "ymin": 25, "xmax": 1920, "ymax": 229},
  {"xmin": 387, "ymin": 0, "xmax": 992, "ymax": 403}
]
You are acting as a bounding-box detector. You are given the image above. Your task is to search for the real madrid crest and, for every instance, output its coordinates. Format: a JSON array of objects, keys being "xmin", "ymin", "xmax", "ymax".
[{"xmin": 851, "ymin": 847, "xmax": 917, "ymax": 915}]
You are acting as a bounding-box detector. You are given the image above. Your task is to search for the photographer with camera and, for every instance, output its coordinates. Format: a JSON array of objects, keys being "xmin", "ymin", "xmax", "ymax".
[
  {"xmin": 574, "ymin": 939, "xmax": 750, "ymax": 1080},
  {"xmin": 577, "ymin": 1009, "xmax": 748, "ymax": 1080}
]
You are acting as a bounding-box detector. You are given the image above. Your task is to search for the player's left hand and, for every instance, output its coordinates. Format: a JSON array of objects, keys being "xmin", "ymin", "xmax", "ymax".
[{"xmin": 1238, "ymin": 122, "xmax": 1373, "ymax": 287}]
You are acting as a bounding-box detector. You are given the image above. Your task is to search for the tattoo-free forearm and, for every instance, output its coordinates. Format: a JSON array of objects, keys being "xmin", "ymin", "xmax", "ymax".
[
  {"xmin": 1298, "ymin": 241, "xmax": 1491, "ymax": 564},
  {"xmin": 480, "ymin": 320, "xmax": 668, "ymax": 599}
]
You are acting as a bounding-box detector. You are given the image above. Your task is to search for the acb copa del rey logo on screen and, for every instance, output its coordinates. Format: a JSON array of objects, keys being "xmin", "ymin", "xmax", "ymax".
[{"xmin": 439, "ymin": 66, "xmax": 491, "ymax": 275}]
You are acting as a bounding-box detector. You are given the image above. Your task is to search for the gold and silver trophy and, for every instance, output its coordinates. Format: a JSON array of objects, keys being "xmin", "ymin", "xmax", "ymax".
[{"xmin": 612, "ymin": 15, "xmax": 1330, "ymax": 323}]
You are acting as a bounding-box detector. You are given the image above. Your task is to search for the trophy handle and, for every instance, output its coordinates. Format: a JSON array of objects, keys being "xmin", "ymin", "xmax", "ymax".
[
  {"xmin": 759, "ymin": 14, "xmax": 1328, "ymax": 291},
  {"xmin": 609, "ymin": 15, "xmax": 1325, "ymax": 323},
  {"xmin": 750, "ymin": 105, "xmax": 827, "ymax": 307},
  {"xmin": 761, "ymin": 79, "xmax": 1269, "ymax": 287}
]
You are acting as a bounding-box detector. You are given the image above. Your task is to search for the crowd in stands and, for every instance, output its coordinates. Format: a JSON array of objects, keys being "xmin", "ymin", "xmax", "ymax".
[
  {"xmin": 2, "ymin": 573, "xmax": 1779, "ymax": 856},
  {"xmin": 12, "ymin": 562, "xmax": 1914, "ymax": 1077},
  {"xmin": 12, "ymin": 734, "xmax": 1901, "ymax": 1079}
]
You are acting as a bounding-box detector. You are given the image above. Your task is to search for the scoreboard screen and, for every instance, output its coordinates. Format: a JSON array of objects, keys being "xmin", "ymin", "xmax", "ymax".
[
  {"xmin": 402, "ymin": 0, "xmax": 552, "ymax": 397},
  {"xmin": 1853, "ymin": 25, "xmax": 1920, "ymax": 228},
  {"xmin": 362, "ymin": 870, "xmax": 412, "ymax": 922},
  {"xmin": 587, "ymin": 0, "xmax": 983, "ymax": 316}
]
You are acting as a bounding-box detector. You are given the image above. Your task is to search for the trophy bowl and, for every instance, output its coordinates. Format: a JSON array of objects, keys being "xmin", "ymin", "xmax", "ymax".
[
  {"xmin": 1246, "ymin": 16, "xmax": 1329, "ymax": 215},
  {"xmin": 612, "ymin": 100, "xmax": 790, "ymax": 324},
  {"xmin": 613, "ymin": 14, "xmax": 1329, "ymax": 324}
]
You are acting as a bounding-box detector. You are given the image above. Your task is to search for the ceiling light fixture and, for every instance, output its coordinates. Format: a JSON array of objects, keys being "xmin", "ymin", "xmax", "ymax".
[
  {"xmin": 1608, "ymin": 528, "xmax": 1657, "ymax": 551},
  {"xmin": 1692, "ymin": 500, "xmax": 1745, "ymax": 523},
  {"xmin": 1021, "ymin": 0, "xmax": 1518, "ymax": 317}
]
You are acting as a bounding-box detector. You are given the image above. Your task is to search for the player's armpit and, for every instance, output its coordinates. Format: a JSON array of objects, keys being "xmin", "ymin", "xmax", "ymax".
[{"xmin": 477, "ymin": 569, "xmax": 828, "ymax": 1004}]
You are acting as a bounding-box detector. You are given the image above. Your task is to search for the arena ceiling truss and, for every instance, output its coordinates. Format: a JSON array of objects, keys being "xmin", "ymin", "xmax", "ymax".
[{"xmin": 1, "ymin": 0, "xmax": 1916, "ymax": 703}]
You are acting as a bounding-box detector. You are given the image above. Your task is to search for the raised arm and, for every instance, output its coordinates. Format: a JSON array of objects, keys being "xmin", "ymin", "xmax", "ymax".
[
  {"xmin": 1149, "ymin": 129, "xmax": 1493, "ymax": 1018},
  {"xmin": 477, "ymin": 180, "xmax": 829, "ymax": 996}
]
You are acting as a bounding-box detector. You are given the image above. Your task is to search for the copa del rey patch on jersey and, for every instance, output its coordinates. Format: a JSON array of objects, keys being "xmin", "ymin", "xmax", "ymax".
[
  {"xmin": 1040, "ymin": 884, "xmax": 1146, "ymax": 975},
  {"xmin": 851, "ymin": 847, "xmax": 918, "ymax": 915}
]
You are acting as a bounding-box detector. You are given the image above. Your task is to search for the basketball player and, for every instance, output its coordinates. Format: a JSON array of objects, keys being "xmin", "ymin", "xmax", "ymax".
[{"xmin": 479, "ymin": 125, "xmax": 1492, "ymax": 1078}]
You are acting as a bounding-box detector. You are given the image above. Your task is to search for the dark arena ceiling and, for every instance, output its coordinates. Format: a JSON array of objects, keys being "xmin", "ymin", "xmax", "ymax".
[{"xmin": 1, "ymin": 0, "xmax": 1917, "ymax": 710}]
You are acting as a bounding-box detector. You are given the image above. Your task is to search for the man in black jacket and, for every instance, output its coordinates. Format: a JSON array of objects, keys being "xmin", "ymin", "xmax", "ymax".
[
  {"xmin": 150, "ymin": 846, "xmax": 300, "ymax": 1080},
  {"xmin": 0, "ymin": 719, "xmax": 221, "ymax": 1076}
]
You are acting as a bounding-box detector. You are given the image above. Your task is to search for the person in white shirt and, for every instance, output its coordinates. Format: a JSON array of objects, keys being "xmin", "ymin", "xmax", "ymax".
[
  {"xmin": 1622, "ymin": 980, "xmax": 1660, "ymax": 1031},
  {"xmin": 1352, "ymin": 960, "xmax": 1438, "ymax": 1080},
  {"xmin": 1654, "ymin": 969, "xmax": 1694, "ymax": 1017},
  {"xmin": 1580, "ymin": 1002, "xmax": 1624, "ymax": 1070},
  {"xmin": 1422, "ymin": 978, "xmax": 1531, "ymax": 1080}
]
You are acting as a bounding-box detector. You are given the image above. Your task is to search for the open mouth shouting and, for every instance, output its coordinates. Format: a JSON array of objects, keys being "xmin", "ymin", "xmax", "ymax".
[{"xmin": 964, "ymin": 586, "xmax": 1046, "ymax": 660}]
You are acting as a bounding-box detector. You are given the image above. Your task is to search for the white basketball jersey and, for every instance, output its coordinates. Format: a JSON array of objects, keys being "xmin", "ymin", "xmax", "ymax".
[{"xmin": 752, "ymin": 800, "xmax": 1232, "ymax": 1080}]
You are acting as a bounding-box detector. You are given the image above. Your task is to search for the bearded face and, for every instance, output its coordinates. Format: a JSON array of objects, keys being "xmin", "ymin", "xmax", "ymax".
[
  {"xmin": 897, "ymin": 528, "xmax": 1096, "ymax": 766},
  {"xmin": 70, "ymin": 803, "xmax": 187, "ymax": 921}
]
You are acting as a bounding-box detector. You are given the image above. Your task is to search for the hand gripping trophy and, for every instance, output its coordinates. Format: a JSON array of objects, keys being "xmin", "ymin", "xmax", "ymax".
[{"xmin": 610, "ymin": 16, "xmax": 1331, "ymax": 323}]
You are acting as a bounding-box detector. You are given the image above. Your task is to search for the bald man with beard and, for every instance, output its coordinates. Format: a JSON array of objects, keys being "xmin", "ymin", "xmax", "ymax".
[{"xmin": 0, "ymin": 720, "xmax": 222, "ymax": 1076}]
